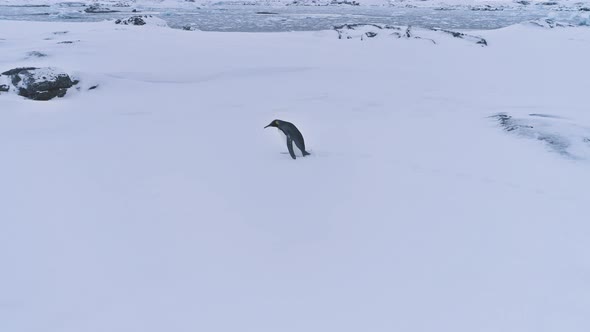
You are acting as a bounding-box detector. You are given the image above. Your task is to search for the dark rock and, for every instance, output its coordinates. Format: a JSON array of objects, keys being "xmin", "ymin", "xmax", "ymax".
[
  {"xmin": 57, "ymin": 40, "xmax": 79, "ymax": 44},
  {"xmin": 580, "ymin": 7, "xmax": 590, "ymax": 11},
  {"xmin": 132, "ymin": 9, "xmax": 138, "ymax": 12},
  {"xmin": 540, "ymin": 1, "xmax": 558, "ymax": 5},
  {"xmin": 365, "ymin": 31, "xmax": 377, "ymax": 38},
  {"xmin": 1, "ymin": 67, "xmax": 75, "ymax": 101},
  {"xmin": 53, "ymin": 31, "xmax": 69, "ymax": 35},
  {"xmin": 88, "ymin": 85, "xmax": 99, "ymax": 90},
  {"xmin": 331, "ymin": 0, "xmax": 359, "ymax": 5},
  {"xmin": 0, "ymin": 84, "xmax": 9, "ymax": 92},
  {"xmin": 515, "ymin": 0, "xmax": 530, "ymax": 4},
  {"xmin": 256, "ymin": 11, "xmax": 278, "ymax": 15},
  {"xmin": 115, "ymin": 15, "xmax": 167, "ymax": 27}
]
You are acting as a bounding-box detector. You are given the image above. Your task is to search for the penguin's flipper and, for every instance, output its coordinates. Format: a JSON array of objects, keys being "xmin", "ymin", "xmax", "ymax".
[{"xmin": 287, "ymin": 136, "xmax": 296, "ymax": 160}]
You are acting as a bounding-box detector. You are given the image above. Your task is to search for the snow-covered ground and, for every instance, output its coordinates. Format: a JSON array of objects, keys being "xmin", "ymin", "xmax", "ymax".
[{"xmin": 1, "ymin": 17, "xmax": 590, "ymax": 332}]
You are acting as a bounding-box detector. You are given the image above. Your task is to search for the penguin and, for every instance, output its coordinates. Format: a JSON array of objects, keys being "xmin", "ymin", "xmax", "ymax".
[{"xmin": 264, "ymin": 119, "xmax": 311, "ymax": 160}]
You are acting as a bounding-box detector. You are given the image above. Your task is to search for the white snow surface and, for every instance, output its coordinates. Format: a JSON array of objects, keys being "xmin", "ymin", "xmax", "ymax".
[{"xmin": 1, "ymin": 19, "xmax": 590, "ymax": 332}]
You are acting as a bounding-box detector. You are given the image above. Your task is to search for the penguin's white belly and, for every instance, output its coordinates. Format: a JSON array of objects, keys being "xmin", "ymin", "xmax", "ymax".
[{"xmin": 276, "ymin": 128, "xmax": 286, "ymax": 141}]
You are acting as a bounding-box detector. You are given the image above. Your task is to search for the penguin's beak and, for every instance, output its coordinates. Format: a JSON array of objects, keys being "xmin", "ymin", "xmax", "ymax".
[{"xmin": 264, "ymin": 123, "xmax": 273, "ymax": 129}]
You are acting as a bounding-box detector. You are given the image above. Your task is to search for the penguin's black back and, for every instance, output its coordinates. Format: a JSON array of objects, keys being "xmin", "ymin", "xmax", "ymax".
[{"xmin": 277, "ymin": 120, "xmax": 306, "ymax": 150}]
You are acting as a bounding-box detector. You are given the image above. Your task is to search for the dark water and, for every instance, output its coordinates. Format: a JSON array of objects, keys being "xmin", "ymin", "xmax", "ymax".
[{"xmin": 0, "ymin": 3, "xmax": 583, "ymax": 31}]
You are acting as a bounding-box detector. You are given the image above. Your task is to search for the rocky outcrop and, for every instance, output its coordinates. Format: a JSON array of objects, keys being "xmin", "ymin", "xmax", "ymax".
[
  {"xmin": 115, "ymin": 15, "xmax": 168, "ymax": 27},
  {"xmin": 112, "ymin": 2, "xmax": 132, "ymax": 7},
  {"xmin": 470, "ymin": 5, "xmax": 503, "ymax": 11},
  {"xmin": 84, "ymin": 4, "xmax": 119, "ymax": 14},
  {"xmin": 334, "ymin": 24, "xmax": 487, "ymax": 46},
  {"xmin": 430, "ymin": 28, "xmax": 488, "ymax": 46},
  {"xmin": 525, "ymin": 19, "xmax": 574, "ymax": 28},
  {"xmin": 0, "ymin": 67, "xmax": 76, "ymax": 101},
  {"xmin": 26, "ymin": 51, "xmax": 47, "ymax": 58},
  {"xmin": 331, "ymin": 0, "xmax": 360, "ymax": 5}
]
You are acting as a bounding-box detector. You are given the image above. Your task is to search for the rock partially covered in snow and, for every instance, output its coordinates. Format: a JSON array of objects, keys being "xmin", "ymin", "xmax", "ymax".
[
  {"xmin": 469, "ymin": 4, "xmax": 504, "ymax": 11},
  {"xmin": 525, "ymin": 18, "xmax": 574, "ymax": 28},
  {"xmin": 115, "ymin": 15, "xmax": 168, "ymax": 27},
  {"xmin": 112, "ymin": 2, "xmax": 132, "ymax": 7},
  {"xmin": 84, "ymin": 4, "xmax": 119, "ymax": 14},
  {"xmin": 490, "ymin": 113, "xmax": 590, "ymax": 159},
  {"xmin": 1, "ymin": 67, "xmax": 76, "ymax": 101},
  {"xmin": 334, "ymin": 24, "xmax": 487, "ymax": 46}
]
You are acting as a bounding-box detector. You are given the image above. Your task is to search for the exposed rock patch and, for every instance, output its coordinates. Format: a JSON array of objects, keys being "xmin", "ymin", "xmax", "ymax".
[
  {"xmin": 490, "ymin": 113, "xmax": 590, "ymax": 159},
  {"xmin": 526, "ymin": 18, "xmax": 574, "ymax": 28},
  {"xmin": 470, "ymin": 5, "xmax": 503, "ymax": 11},
  {"xmin": 334, "ymin": 24, "xmax": 487, "ymax": 46},
  {"xmin": 27, "ymin": 51, "xmax": 47, "ymax": 58},
  {"xmin": 0, "ymin": 67, "xmax": 76, "ymax": 101},
  {"xmin": 84, "ymin": 4, "xmax": 119, "ymax": 14},
  {"xmin": 115, "ymin": 15, "xmax": 168, "ymax": 27}
]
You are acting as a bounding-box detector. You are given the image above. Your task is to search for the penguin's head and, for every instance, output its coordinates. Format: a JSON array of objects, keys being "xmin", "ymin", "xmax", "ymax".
[{"xmin": 264, "ymin": 120, "xmax": 281, "ymax": 129}]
